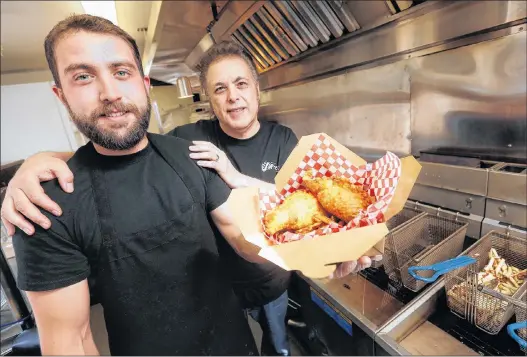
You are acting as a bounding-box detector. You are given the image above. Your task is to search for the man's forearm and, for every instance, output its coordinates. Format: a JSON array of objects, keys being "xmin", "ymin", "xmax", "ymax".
[
  {"xmin": 40, "ymin": 333, "xmax": 90, "ymax": 355},
  {"xmin": 82, "ymin": 328, "xmax": 100, "ymax": 355},
  {"xmin": 50, "ymin": 151, "xmax": 75, "ymax": 161},
  {"xmin": 230, "ymin": 235, "xmax": 269, "ymax": 264},
  {"xmin": 39, "ymin": 333, "xmax": 99, "ymax": 355},
  {"xmin": 210, "ymin": 205, "xmax": 269, "ymax": 265}
]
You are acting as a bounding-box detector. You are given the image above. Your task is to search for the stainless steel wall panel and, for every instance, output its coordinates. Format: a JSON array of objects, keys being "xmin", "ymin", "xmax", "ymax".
[
  {"xmin": 259, "ymin": 60, "xmax": 412, "ymax": 155},
  {"xmin": 408, "ymin": 30, "xmax": 527, "ymax": 156},
  {"xmin": 259, "ymin": 28, "xmax": 526, "ymax": 162}
]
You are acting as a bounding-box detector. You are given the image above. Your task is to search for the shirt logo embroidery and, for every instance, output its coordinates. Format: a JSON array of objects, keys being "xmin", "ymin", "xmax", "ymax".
[{"xmin": 262, "ymin": 161, "xmax": 280, "ymax": 172}]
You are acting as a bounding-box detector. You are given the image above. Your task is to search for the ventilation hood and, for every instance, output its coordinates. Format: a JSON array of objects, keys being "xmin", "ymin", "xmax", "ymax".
[
  {"xmin": 185, "ymin": 0, "xmax": 419, "ymax": 71},
  {"xmin": 180, "ymin": 0, "xmax": 526, "ymax": 90}
]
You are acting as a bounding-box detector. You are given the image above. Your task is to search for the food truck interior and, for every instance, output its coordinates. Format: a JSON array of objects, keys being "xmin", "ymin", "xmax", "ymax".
[{"xmin": 1, "ymin": 0, "xmax": 526, "ymax": 355}]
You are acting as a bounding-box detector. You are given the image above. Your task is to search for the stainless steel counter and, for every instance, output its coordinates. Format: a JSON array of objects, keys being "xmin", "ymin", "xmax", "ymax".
[
  {"xmin": 301, "ymin": 232, "xmax": 526, "ymax": 356},
  {"xmin": 374, "ymin": 280, "xmax": 479, "ymax": 356},
  {"xmin": 305, "ymin": 274, "xmax": 406, "ymax": 339},
  {"xmin": 303, "ymin": 271, "xmax": 525, "ymax": 356}
]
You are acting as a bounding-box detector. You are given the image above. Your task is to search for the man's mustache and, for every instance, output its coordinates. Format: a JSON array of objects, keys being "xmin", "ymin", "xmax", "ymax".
[{"xmin": 90, "ymin": 102, "xmax": 141, "ymax": 120}]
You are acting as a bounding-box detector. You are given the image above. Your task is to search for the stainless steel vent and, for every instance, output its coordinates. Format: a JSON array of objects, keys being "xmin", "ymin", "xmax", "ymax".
[
  {"xmin": 184, "ymin": 0, "xmax": 425, "ymax": 75},
  {"xmin": 230, "ymin": 1, "xmax": 363, "ymax": 71}
]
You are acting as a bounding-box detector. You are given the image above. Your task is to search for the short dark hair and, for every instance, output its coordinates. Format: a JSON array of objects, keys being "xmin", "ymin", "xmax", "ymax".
[
  {"xmin": 44, "ymin": 14, "xmax": 144, "ymax": 87},
  {"xmin": 197, "ymin": 41, "xmax": 259, "ymax": 94}
]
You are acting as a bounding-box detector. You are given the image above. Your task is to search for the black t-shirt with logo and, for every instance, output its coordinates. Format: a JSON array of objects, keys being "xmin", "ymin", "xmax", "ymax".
[{"xmin": 170, "ymin": 119, "xmax": 299, "ymax": 307}]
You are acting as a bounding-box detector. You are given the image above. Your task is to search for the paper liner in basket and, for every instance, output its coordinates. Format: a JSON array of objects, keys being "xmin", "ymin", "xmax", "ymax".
[{"xmin": 259, "ymin": 134, "xmax": 402, "ymax": 244}]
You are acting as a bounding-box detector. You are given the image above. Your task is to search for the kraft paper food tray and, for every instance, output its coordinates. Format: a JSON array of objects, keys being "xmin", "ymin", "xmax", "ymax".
[{"xmin": 227, "ymin": 133, "xmax": 422, "ymax": 278}]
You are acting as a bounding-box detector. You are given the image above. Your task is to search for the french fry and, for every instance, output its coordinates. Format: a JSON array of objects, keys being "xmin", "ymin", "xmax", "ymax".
[
  {"xmin": 500, "ymin": 285, "xmax": 512, "ymax": 296},
  {"xmin": 495, "ymin": 259, "xmax": 506, "ymax": 275},
  {"xmin": 480, "ymin": 274, "xmax": 496, "ymax": 285},
  {"xmin": 490, "ymin": 248, "xmax": 499, "ymax": 259},
  {"xmin": 503, "ymin": 280, "xmax": 517, "ymax": 289},
  {"xmin": 484, "ymin": 257, "xmax": 495, "ymax": 272}
]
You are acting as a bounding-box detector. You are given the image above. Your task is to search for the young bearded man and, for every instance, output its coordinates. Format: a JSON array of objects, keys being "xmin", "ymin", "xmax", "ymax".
[
  {"xmin": 3, "ymin": 14, "xmax": 263, "ymax": 356},
  {"xmin": 1, "ymin": 28, "xmax": 378, "ymax": 357}
]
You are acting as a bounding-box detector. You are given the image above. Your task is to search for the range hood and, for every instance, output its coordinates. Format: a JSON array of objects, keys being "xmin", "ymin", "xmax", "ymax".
[
  {"xmin": 186, "ymin": 0, "xmax": 419, "ymax": 71},
  {"xmin": 183, "ymin": 0, "xmax": 525, "ymax": 91},
  {"xmin": 228, "ymin": 1, "xmax": 363, "ymax": 72}
]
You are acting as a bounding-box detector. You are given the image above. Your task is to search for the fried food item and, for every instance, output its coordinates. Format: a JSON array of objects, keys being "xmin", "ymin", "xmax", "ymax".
[
  {"xmin": 263, "ymin": 190, "xmax": 333, "ymax": 236},
  {"xmin": 447, "ymin": 281, "xmax": 507, "ymax": 329},
  {"xmin": 301, "ymin": 173, "xmax": 374, "ymax": 222},
  {"xmin": 446, "ymin": 248, "xmax": 526, "ymax": 333},
  {"xmin": 476, "ymin": 248, "xmax": 525, "ymax": 296}
]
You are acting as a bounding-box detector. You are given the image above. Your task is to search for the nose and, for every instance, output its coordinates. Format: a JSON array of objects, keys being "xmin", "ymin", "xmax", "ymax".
[
  {"xmin": 226, "ymin": 85, "xmax": 240, "ymax": 103},
  {"xmin": 98, "ymin": 75, "xmax": 122, "ymax": 103}
]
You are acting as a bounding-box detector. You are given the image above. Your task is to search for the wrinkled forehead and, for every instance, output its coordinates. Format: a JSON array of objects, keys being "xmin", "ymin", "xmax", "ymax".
[
  {"xmin": 207, "ymin": 56, "xmax": 255, "ymax": 85},
  {"xmin": 54, "ymin": 30, "xmax": 137, "ymax": 74}
]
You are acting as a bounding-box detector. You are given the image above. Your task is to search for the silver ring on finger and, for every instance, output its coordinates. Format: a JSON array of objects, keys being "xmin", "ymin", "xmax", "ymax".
[{"xmin": 214, "ymin": 152, "xmax": 219, "ymax": 161}]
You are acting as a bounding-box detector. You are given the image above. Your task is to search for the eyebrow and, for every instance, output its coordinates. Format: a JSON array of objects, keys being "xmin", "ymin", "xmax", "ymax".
[
  {"xmin": 63, "ymin": 61, "xmax": 137, "ymax": 75},
  {"xmin": 214, "ymin": 76, "xmax": 248, "ymax": 87},
  {"xmin": 64, "ymin": 63, "xmax": 93, "ymax": 75}
]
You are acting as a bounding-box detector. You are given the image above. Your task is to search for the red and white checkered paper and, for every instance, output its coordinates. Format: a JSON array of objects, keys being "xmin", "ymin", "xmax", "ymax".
[{"xmin": 260, "ymin": 134, "xmax": 401, "ymax": 245}]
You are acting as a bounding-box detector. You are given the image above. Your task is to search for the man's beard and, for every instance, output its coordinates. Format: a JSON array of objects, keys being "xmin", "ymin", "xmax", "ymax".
[{"xmin": 66, "ymin": 97, "xmax": 151, "ymax": 151}]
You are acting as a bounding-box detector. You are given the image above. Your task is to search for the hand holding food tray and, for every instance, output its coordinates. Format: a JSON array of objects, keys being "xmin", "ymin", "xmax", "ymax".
[{"xmin": 227, "ymin": 133, "xmax": 422, "ymax": 278}]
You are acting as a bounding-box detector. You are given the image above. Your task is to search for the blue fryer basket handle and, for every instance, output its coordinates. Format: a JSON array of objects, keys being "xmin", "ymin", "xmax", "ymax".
[
  {"xmin": 508, "ymin": 321, "xmax": 527, "ymax": 350},
  {"xmin": 408, "ymin": 256, "xmax": 477, "ymax": 283}
]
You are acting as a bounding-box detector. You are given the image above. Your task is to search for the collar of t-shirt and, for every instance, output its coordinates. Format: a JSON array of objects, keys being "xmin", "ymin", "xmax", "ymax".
[
  {"xmin": 84, "ymin": 141, "xmax": 153, "ymax": 168},
  {"xmin": 214, "ymin": 119, "xmax": 268, "ymax": 147}
]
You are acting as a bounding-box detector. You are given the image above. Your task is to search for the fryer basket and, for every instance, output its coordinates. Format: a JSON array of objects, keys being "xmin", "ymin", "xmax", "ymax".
[
  {"xmin": 444, "ymin": 231, "xmax": 527, "ymax": 335},
  {"xmin": 512, "ymin": 291, "xmax": 527, "ymax": 352},
  {"xmin": 371, "ymin": 207, "xmax": 425, "ymax": 269},
  {"xmin": 383, "ymin": 213, "xmax": 468, "ymax": 292}
]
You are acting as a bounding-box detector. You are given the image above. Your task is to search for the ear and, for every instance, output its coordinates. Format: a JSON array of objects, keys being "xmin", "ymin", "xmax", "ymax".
[
  {"xmin": 256, "ymin": 82, "xmax": 260, "ymax": 101},
  {"xmin": 52, "ymin": 85, "xmax": 67, "ymax": 106},
  {"xmin": 143, "ymin": 76, "xmax": 151, "ymax": 93}
]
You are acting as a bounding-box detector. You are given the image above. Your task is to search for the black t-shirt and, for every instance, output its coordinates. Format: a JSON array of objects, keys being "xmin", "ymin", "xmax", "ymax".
[
  {"xmin": 170, "ymin": 119, "xmax": 298, "ymax": 307},
  {"xmin": 13, "ymin": 138, "xmax": 231, "ymax": 292}
]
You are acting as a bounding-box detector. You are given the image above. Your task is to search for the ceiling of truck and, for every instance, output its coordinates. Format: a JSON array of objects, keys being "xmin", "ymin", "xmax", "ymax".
[
  {"xmin": 147, "ymin": 1, "xmax": 228, "ymax": 85},
  {"xmin": 0, "ymin": 1, "xmax": 152, "ymax": 75}
]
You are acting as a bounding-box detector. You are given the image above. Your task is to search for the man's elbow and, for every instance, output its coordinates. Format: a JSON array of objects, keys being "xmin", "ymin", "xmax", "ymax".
[
  {"xmin": 37, "ymin": 319, "xmax": 95, "ymax": 355},
  {"xmin": 231, "ymin": 240, "xmax": 267, "ymax": 264},
  {"xmin": 39, "ymin": 333, "xmax": 86, "ymax": 355}
]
